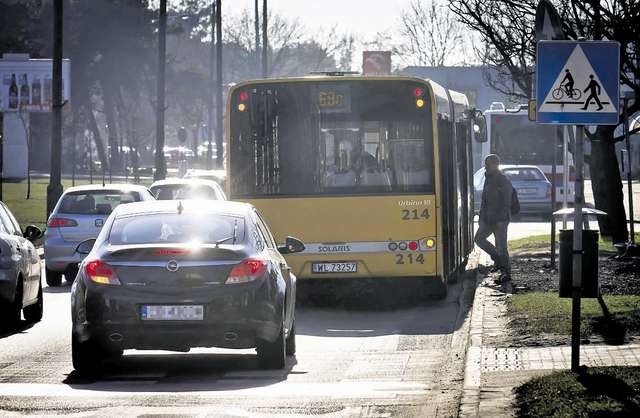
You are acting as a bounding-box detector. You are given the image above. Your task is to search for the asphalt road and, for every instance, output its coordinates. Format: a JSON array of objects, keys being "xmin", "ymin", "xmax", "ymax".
[{"xmin": 0, "ymin": 264, "xmax": 476, "ymax": 416}]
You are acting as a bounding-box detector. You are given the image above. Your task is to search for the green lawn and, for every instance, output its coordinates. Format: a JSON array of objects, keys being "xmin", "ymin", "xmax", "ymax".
[
  {"xmin": 509, "ymin": 233, "xmax": 640, "ymax": 254},
  {"xmin": 1, "ymin": 178, "xmax": 149, "ymax": 230},
  {"xmin": 507, "ymin": 292, "xmax": 640, "ymax": 339},
  {"xmin": 515, "ymin": 366, "xmax": 640, "ymax": 417}
]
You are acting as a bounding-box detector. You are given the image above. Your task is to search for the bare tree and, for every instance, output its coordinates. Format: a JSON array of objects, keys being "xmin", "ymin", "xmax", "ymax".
[
  {"xmin": 451, "ymin": 0, "xmax": 640, "ymax": 242},
  {"xmin": 450, "ymin": 0, "xmax": 535, "ymax": 100},
  {"xmin": 398, "ymin": 0, "xmax": 467, "ymax": 66}
]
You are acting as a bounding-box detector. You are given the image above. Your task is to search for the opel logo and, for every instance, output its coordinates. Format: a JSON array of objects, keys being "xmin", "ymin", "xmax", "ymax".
[{"xmin": 166, "ymin": 260, "xmax": 179, "ymax": 272}]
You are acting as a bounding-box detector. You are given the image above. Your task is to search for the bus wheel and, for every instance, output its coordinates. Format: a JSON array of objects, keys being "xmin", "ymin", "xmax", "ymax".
[{"xmin": 432, "ymin": 279, "xmax": 448, "ymax": 299}]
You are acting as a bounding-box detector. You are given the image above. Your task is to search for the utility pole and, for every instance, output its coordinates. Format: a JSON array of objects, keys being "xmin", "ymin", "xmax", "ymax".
[
  {"xmin": 207, "ymin": 0, "xmax": 215, "ymax": 169},
  {"xmin": 215, "ymin": 0, "xmax": 223, "ymax": 168},
  {"xmin": 254, "ymin": 0, "xmax": 260, "ymax": 77},
  {"xmin": 154, "ymin": 0, "xmax": 167, "ymax": 181},
  {"xmin": 47, "ymin": 0, "xmax": 64, "ymax": 217},
  {"xmin": 262, "ymin": 0, "xmax": 268, "ymax": 78}
]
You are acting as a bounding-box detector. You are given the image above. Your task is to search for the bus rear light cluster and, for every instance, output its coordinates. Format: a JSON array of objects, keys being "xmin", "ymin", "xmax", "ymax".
[{"xmin": 388, "ymin": 238, "xmax": 435, "ymax": 252}]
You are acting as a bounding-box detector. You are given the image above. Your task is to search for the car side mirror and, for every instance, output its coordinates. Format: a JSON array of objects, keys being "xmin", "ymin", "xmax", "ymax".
[
  {"xmin": 278, "ymin": 236, "xmax": 305, "ymax": 254},
  {"xmin": 23, "ymin": 225, "xmax": 43, "ymax": 242},
  {"xmin": 75, "ymin": 238, "xmax": 96, "ymax": 255}
]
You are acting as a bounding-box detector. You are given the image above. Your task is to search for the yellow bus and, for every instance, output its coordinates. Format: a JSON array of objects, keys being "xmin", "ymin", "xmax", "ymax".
[{"xmin": 226, "ymin": 75, "xmax": 482, "ymax": 297}]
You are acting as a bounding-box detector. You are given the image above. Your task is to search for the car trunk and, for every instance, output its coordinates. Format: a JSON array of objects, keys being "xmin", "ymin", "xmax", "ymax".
[
  {"xmin": 512, "ymin": 181, "xmax": 549, "ymax": 201},
  {"xmin": 103, "ymin": 244, "xmax": 248, "ymax": 288},
  {"xmin": 56, "ymin": 213, "xmax": 108, "ymax": 243}
]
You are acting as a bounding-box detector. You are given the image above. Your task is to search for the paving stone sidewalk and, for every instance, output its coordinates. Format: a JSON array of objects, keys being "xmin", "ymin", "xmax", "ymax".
[{"xmin": 459, "ymin": 251, "xmax": 640, "ymax": 417}]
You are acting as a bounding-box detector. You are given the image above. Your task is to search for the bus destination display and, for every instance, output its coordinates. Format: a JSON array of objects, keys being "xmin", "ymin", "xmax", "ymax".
[{"xmin": 316, "ymin": 84, "xmax": 351, "ymax": 113}]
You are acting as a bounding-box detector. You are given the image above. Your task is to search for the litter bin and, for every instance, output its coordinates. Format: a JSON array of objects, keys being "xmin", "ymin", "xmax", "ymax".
[{"xmin": 559, "ymin": 229, "xmax": 599, "ymax": 298}]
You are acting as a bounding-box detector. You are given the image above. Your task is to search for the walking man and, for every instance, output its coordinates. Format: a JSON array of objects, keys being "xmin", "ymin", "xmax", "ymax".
[
  {"xmin": 581, "ymin": 74, "xmax": 604, "ymax": 110},
  {"xmin": 474, "ymin": 154, "xmax": 513, "ymax": 281}
]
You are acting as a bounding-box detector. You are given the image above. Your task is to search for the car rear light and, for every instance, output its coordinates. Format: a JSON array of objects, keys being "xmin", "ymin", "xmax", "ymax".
[
  {"xmin": 47, "ymin": 218, "xmax": 78, "ymax": 228},
  {"xmin": 546, "ymin": 186, "xmax": 552, "ymax": 198},
  {"xmin": 225, "ymin": 258, "xmax": 268, "ymax": 284},
  {"xmin": 84, "ymin": 260, "xmax": 121, "ymax": 285}
]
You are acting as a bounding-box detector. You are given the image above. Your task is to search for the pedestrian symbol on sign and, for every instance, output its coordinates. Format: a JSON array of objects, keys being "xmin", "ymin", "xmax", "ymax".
[{"xmin": 581, "ymin": 75, "xmax": 603, "ymax": 111}]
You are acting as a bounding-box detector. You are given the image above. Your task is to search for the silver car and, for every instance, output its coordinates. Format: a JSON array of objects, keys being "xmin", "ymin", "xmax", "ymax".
[
  {"xmin": 474, "ymin": 165, "xmax": 553, "ymax": 216},
  {"xmin": 0, "ymin": 201, "xmax": 43, "ymax": 328},
  {"xmin": 44, "ymin": 184, "xmax": 155, "ymax": 286},
  {"xmin": 150, "ymin": 178, "xmax": 227, "ymax": 201}
]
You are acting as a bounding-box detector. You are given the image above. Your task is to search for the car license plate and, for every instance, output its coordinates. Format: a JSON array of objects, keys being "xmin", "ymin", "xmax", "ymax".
[
  {"xmin": 311, "ymin": 262, "xmax": 357, "ymax": 274},
  {"xmin": 518, "ymin": 188, "xmax": 537, "ymax": 195},
  {"xmin": 141, "ymin": 305, "xmax": 204, "ymax": 321}
]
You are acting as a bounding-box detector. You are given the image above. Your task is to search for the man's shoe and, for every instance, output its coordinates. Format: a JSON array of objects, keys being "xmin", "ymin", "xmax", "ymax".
[{"xmin": 498, "ymin": 273, "xmax": 511, "ymax": 283}]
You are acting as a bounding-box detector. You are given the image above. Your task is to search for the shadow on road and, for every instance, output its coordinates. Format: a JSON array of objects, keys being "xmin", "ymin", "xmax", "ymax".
[
  {"xmin": 44, "ymin": 282, "xmax": 73, "ymax": 294},
  {"xmin": 296, "ymin": 268, "xmax": 477, "ymax": 338},
  {"xmin": 63, "ymin": 352, "xmax": 296, "ymax": 392},
  {"xmin": 0, "ymin": 320, "xmax": 36, "ymax": 339}
]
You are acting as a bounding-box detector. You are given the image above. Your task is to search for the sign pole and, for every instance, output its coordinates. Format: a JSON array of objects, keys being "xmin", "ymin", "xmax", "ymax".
[
  {"xmin": 622, "ymin": 96, "xmax": 635, "ymax": 244},
  {"xmin": 571, "ymin": 124, "xmax": 584, "ymax": 372}
]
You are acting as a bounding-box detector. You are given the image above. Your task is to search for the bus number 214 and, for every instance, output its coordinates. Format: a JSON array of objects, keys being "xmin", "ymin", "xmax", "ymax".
[
  {"xmin": 401, "ymin": 209, "xmax": 430, "ymax": 220},
  {"xmin": 395, "ymin": 253, "xmax": 425, "ymax": 264}
]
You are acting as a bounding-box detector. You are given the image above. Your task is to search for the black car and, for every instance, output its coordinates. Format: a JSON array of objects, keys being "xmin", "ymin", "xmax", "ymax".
[{"xmin": 70, "ymin": 200, "xmax": 303, "ymax": 374}]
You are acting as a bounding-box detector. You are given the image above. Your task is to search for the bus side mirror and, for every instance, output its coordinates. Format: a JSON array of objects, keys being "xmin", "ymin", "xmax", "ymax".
[{"xmin": 473, "ymin": 111, "xmax": 487, "ymax": 143}]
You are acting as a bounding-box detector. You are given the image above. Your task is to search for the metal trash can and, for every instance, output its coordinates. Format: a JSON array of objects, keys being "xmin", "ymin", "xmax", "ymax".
[{"xmin": 559, "ymin": 229, "xmax": 599, "ymax": 298}]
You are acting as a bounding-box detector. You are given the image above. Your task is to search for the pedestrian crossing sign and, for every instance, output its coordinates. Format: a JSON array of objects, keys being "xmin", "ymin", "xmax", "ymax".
[{"xmin": 536, "ymin": 40, "xmax": 620, "ymax": 125}]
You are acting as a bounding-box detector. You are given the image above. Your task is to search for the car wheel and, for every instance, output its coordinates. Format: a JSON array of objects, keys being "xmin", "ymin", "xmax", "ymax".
[
  {"xmin": 45, "ymin": 268, "xmax": 63, "ymax": 287},
  {"xmin": 257, "ymin": 322, "xmax": 286, "ymax": 369},
  {"xmin": 5, "ymin": 279, "xmax": 23, "ymax": 326},
  {"xmin": 285, "ymin": 318, "xmax": 296, "ymax": 356},
  {"xmin": 65, "ymin": 265, "xmax": 79, "ymax": 282},
  {"xmin": 72, "ymin": 334, "xmax": 104, "ymax": 375},
  {"xmin": 23, "ymin": 280, "xmax": 43, "ymax": 323}
]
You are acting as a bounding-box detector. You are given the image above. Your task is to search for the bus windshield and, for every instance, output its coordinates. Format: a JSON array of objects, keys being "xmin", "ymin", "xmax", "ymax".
[
  {"xmin": 490, "ymin": 114, "xmax": 562, "ymax": 165},
  {"xmin": 229, "ymin": 80, "xmax": 434, "ymax": 197}
]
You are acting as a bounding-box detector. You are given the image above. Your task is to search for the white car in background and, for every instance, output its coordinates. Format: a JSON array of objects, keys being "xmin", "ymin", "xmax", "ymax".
[{"xmin": 150, "ymin": 178, "xmax": 227, "ymax": 201}]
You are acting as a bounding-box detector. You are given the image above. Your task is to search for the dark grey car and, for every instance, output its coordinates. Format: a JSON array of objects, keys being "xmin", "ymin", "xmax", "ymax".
[
  {"xmin": 70, "ymin": 200, "xmax": 303, "ymax": 374},
  {"xmin": 0, "ymin": 201, "xmax": 43, "ymax": 328}
]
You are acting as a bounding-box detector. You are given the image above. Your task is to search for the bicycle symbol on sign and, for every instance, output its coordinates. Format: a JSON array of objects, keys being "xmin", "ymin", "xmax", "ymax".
[{"xmin": 552, "ymin": 69, "xmax": 582, "ymax": 100}]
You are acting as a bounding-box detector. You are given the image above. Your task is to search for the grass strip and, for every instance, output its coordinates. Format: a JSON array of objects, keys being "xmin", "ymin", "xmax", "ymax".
[
  {"xmin": 515, "ymin": 366, "xmax": 640, "ymax": 417},
  {"xmin": 507, "ymin": 292, "xmax": 640, "ymax": 339}
]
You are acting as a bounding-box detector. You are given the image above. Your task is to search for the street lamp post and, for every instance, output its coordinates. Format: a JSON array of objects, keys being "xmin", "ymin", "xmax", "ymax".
[
  {"xmin": 262, "ymin": 0, "xmax": 268, "ymax": 78},
  {"xmin": 154, "ymin": 0, "xmax": 167, "ymax": 181},
  {"xmin": 47, "ymin": 0, "xmax": 64, "ymax": 217},
  {"xmin": 215, "ymin": 0, "xmax": 223, "ymax": 169}
]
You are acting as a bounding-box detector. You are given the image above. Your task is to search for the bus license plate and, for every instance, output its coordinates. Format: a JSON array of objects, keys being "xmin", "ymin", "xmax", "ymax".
[
  {"xmin": 141, "ymin": 305, "xmax": 204, "ymax": 321},
  {"xmin": 311, "ymin": 262, "xmax": 357, "ymax": 274}
]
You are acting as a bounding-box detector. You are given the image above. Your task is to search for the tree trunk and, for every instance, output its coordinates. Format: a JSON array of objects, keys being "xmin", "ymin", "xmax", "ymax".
[
  {"xmin": 85, "ymin": 99, "xmax": 109, "ymax": 172},
  {"xmin": 587, "ymin": 125, "xmax": 628, "ymax": 242},
  {"xmin": 101, "ymin": 84, "xmax": 121, "ymax": 173}
]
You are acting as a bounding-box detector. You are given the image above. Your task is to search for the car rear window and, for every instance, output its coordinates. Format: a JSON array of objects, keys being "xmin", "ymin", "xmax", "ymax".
[
  {"xmin": 151, "ymin": 184, "xmax": 219, "ymax": 200},
  {"xmin": 58, "ymin": 191, "xmax": 139, "ymax": 215},
  {"xmin": 109, "ymin": 213, "xmax": 245, "ymax": 245},
  {"xmin": 503, "ymin": 168, "xmax": 545, "ymax": 181}
]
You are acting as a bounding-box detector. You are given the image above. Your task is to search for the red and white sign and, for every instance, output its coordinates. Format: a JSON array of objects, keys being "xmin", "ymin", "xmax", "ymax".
[{"xmin": 362, "ymin": 51, "xmax": 391, "ymax": 76}]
